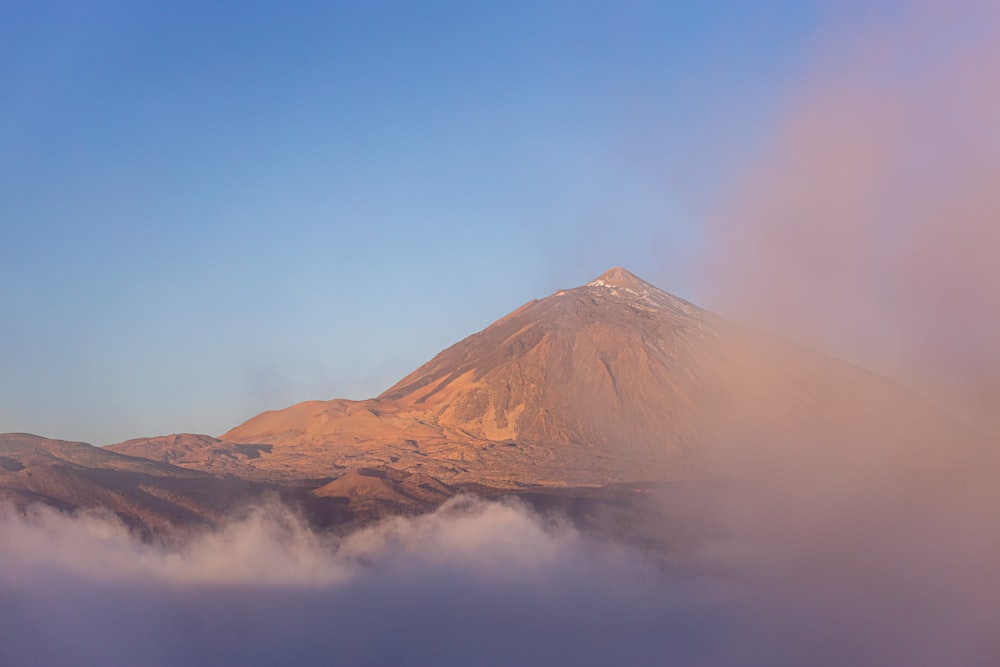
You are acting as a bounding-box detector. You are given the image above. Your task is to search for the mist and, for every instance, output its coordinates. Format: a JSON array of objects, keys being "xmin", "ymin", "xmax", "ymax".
[
  {"xmin": 704, "ymin": 1, "xmax": 1000, "ymax": 434},
  {"xmin": 687, "ymin": 1, "xmax": 1000, "ymax": 662}
]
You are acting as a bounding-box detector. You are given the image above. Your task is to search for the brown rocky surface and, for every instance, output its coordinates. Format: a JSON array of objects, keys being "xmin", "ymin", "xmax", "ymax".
[
  {"xmin": 109, "ymin": 433, "xmax": 274, "ymax": 479},
  {"xmin": 312, "ymin": 466, "xmax": 455, "ymax": 521}
]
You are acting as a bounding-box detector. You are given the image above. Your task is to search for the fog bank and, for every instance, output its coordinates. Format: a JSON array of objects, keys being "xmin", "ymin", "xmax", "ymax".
[
  {"xmin": 0, "ymin": 497, "xmax": 733, "ymax": 667},
  {"xmin": 4, "ymin": 475, "xmax": 1000, "ymax": 666}
]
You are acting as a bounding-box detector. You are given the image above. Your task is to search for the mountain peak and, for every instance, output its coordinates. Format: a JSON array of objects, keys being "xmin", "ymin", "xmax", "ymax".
[{"xmin": 588, "ymin": 266, "xmax": 651, "ymax": 291}]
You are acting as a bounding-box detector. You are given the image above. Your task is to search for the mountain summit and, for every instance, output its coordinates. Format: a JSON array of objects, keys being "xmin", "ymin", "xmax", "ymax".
[{"xmin": 587, "ymin": 266, "xmax": 656, "ymax": 291}]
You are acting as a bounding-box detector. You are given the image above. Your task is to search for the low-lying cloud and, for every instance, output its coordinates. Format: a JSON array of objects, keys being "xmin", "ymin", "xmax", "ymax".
[
  {"xmin": 4, "ymin": 471, "xmax": 1000, "ymax": 667},
  {"xmin": 0, "ymin": 497, "xmax": 729, "ymax": 667}
]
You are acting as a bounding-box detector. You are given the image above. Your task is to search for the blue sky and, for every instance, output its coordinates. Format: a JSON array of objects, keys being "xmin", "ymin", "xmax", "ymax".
[{"xmin": 1, "ymin": 1, "xmax": 895, "ymax": 443}]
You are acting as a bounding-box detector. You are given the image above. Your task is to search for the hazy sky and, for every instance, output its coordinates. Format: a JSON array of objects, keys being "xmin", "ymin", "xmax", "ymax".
[{"xmin": 2, "ymin": 1, "xmax": 925, "ymax": 443}]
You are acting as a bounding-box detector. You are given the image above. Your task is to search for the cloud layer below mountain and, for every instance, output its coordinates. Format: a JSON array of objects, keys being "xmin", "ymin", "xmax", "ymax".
[
  {"xmin": 0, "ymin": 497, "xmax": 732, "ymax": 667},
  {"xmin": 3, "ymin": 473, "xmax": 999, "ymax": 667}
]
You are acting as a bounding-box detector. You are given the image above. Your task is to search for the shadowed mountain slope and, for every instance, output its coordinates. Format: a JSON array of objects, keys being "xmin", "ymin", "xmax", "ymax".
[{"xmin": 0, "ymin": 433, "xmax": 265, "ymax": 533}]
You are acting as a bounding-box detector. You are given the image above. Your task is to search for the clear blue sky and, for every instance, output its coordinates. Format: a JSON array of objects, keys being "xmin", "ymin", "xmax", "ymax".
[{"xmin": 1, "ymin": 1, "xmax": 892, "ymax": 443}]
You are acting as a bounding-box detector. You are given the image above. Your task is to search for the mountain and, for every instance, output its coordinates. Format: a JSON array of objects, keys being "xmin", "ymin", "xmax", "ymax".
[
  {"xmin": 110, "ymin": 268, "xmax": 717, "ymax": 486},
  {"xmin": 0, "ymin": 433, "xmax": 265, "ymax": 533},
  {"xmin": 9, "ymin": 267, "xmax": 991, "ymax": 538},
  {"xmin": 112, "ymin": 267, "xmax": 985, "ymax": 488}
]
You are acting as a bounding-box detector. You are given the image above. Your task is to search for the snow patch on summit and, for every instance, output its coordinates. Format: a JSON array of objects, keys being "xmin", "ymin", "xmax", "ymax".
[{"xmin": 586, "ymin": 268, "xmax": 704, "ymax": 323}]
